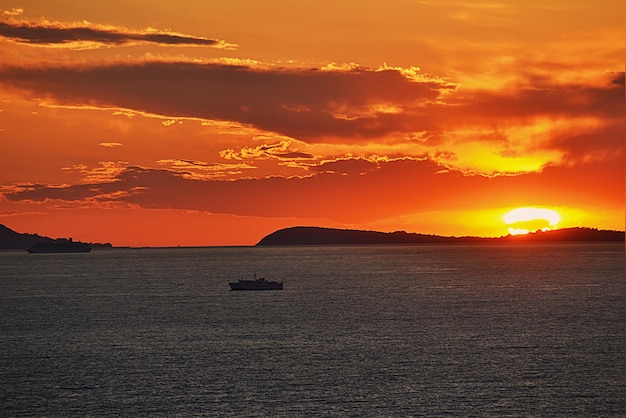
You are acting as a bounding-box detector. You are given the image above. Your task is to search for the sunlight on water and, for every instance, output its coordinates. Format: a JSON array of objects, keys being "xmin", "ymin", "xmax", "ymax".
[{"xmin": 1, "ymin": 243, "xmax": 624, "ymax": 416}]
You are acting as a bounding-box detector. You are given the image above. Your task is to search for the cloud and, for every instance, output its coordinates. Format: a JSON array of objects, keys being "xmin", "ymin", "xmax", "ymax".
[
  {"xmin": 4, "ymin": 157, "xmax": 621, "ymax": 223},
  {"xmin": 610, "ymin": 72, "xmax": 625, "ymax": 86},
  {"xmin": 0, "ymin": 162, "xmax": 452, "ymax": 220},
  {"xmin": 162, "ymin": 119, "xmax": 182, "ymax": 127},
  {"xmin": 236, "ymin": 140, "xmax": 316, "ymax": 160},
  {"xmin": 0, "ymin": 61, "xmax": 454, "ymax": 141},
  {"xmin": 309, "ymin": 157, "xmax": 378, "ymax": 175},
  {"xmin": 156, "ymin": 159, "xmax": 256, "ymax": 179},
  {"xmin": 61, "ymin": 161, "xmax": 129, "ymax": 183},
  {"xmin": 0, "ymin": 19, "xmax": 228, "ymax": 48},
  {"xmin": 0, "ymin": 61, "xmax": 621, "ymax": 175},
  {"xmin": 2, "ymin": 8, "xmax": 23, "ymax": 17},
  {"xmin": 448, "ymin": 75, "xmax": 625, "ymax": 122}
]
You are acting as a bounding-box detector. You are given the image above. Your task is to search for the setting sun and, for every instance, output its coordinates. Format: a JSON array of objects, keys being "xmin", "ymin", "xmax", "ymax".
[{"xmin": 503, "ymin": 207, "xmax": 562, "ymax": 235}]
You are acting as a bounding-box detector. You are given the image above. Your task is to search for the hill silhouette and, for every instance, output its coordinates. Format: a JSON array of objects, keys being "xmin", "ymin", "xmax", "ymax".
[
  {"xmin": 256, "ymin": 226, "xmax": 625, "ymax": 246},
  {"xmin": 0, "ymin": 224, "xmax": 112, "ymax": 250},
  {"xmin": 2, "ymin": 223, "xmax": 622, "ymax": 249}
]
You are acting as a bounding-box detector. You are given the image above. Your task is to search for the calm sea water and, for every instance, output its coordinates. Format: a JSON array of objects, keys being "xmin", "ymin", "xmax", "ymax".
[{"xmin": 1, "ymin": 243, "xmax": 624, "ymax": 416}]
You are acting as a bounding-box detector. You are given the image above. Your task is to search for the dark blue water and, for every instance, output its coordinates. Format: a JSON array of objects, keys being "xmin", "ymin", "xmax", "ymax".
[{"xmin": 1, "ymin": 243, "xmax": 624, "ymax": 416}]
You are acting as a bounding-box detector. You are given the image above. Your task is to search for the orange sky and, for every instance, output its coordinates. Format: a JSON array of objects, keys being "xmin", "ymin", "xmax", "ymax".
[{"xmin": 0, "ymin": 1, "xmax": 623, "ymax": 246}]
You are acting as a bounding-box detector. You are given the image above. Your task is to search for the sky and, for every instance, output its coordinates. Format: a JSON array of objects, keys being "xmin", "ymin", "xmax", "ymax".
[{"xmin": 0, "ymin": 1, "xmax": 623, "ymax": 246}]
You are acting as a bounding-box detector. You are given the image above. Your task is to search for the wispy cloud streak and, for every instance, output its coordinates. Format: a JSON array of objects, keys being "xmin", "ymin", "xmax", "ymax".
[{"xmin": 0, "ymin": 20, "xmax": 226, "ymax": 48}]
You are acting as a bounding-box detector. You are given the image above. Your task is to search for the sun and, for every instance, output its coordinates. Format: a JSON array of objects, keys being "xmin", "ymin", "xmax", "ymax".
[{"xmin": 503, "ymin": 207, "xmax": 561, "ymax": 235}]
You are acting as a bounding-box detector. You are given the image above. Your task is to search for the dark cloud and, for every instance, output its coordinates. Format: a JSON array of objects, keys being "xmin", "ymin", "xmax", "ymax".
[
  {"xmin": 548, "ymin": 120, "xmax": 625, "ymax": 165},
  {"xmin": 0, "ymin": 21, "xmax": 222, "ymax": 46},
  {"xmin": 0, "ymin": 61, "xmax": 451, "ymax": 141},
  {"xmin": 610, "ymin": 72, "xmax": 625, "ymax": 86},
  {"xmin": 446, "ymin": 73, "xmax": 625, "ymax": 122},
  {"xmin": 253, "ymin": 143, "xmax": 314, "ymax": 159},
  {"xmin": 274, "ymin": 151, "xmax": 315, "ymax": 159}
]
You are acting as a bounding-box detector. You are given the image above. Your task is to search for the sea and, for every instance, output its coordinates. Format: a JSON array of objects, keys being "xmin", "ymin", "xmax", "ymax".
[{"xmin": 1, "ymin": 242, "xmax": 624, "ymax": 417}]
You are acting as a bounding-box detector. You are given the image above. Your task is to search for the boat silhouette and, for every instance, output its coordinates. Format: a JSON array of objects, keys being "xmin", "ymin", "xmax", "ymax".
[
  {"xmin": 229, "ymin": 274, "xmax": 283, "ymax": 291},
  {"xmin": 27, "ymin": 240, "xmax": 92, "ymax": 253}
]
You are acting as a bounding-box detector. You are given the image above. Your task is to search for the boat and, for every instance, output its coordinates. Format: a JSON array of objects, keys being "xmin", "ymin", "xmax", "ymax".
[
  {"xmin": 229, "ymin": 274, "xmax": 283, "ymax": 291},
  {"xmin": 27, "ymin": 240, "xmax": 92, "ymax": 253}
]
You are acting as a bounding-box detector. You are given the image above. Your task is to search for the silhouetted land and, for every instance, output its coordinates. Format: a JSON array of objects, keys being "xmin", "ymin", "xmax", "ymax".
[
  {"xmin": 256, "ymin": 226, "xmax": 625, "ymax": 246},
  {"xmin": 0, "ymin": 224, "xmax": 112, "ymax": 250},
  {"xmin": 2, "ymin": 223, "xmax": 623, "ymax": 249}
]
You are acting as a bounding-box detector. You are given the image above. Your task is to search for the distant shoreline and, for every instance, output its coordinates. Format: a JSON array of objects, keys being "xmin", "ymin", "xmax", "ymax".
[
  {"xmin": 0, "ymin": 224, "xmax": 113, "ymax": 251},
  {"xmin": 256, "ymin": 226, "xmax": 625, "ymax": 246},
  {"xmin": 1, "ymin": 223, "xmax": 624, "ymax": 249}
]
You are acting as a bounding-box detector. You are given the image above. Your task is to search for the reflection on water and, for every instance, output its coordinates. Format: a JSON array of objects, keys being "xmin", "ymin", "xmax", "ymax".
[{"xmin": 1, "ymin": 243, "xmax": 624, "ymax": 416}]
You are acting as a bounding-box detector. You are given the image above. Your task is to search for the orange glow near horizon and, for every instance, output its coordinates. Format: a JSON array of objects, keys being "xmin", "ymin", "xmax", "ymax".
[{"xmin": 0, "ymin": 2, "xmax": 623, "ymax": 246}]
